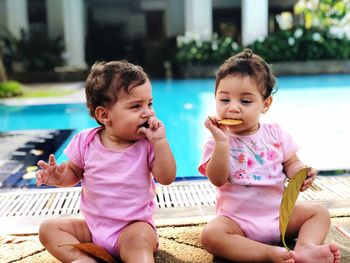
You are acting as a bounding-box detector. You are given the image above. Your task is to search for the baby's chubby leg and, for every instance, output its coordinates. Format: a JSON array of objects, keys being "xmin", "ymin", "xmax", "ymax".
[
  {"xmin": 118, "ymin": 221, "xmax": 158, "ymax": 263},
  {"xmin": 39, "ymin": 217, "xmax": 96, "ymax": 262},
  {"xmin": 201, "ymin": 216, "xmax": 295, "ymax": 262},
  {"xmin": 286, "ymin": 203, "xmax": 341, "ymax": 263}
]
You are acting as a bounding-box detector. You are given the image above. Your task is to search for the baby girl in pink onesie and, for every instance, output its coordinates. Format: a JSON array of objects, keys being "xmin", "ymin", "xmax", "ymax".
[
  {"xmin": 35, "ymin": 61, "xmax": 176, "ymax": 262},
  {"xmin": 198, "ymin": 49, "xmax": 341, "ymax": 263}
]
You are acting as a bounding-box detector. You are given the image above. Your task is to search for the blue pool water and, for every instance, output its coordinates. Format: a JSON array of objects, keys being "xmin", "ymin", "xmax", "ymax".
[{"xmin": 1, "ymin": 74, "xmax": 350, "ymax": 184}]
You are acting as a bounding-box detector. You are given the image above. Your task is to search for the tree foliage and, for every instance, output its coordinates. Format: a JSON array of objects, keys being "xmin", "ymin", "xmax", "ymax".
[{"xmin": 294, "ymin": 0, "xmax": 350, "ymax": 29}]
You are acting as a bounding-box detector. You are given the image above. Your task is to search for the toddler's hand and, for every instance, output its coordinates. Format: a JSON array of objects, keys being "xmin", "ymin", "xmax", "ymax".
[
  {"xmin": 138, "ymin": 116, "xmax": 166, "ymax": 143},
  {"xmin": 300, "ymin": 168, "xmax": 317, "ymax": 192},
  {"xmin": 36, "ymin": 154, "xmax": 66, "ymax": 187},
  {"xmin": 205, "ymin": 117, "xmax": 229, "ymax": 143}
]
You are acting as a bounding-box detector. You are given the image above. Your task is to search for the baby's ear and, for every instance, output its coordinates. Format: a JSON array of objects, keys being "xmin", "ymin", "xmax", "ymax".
[
  {"xmin": 262, "ymin": 96, "xmax": 273, "ymax": 113},
  {"xmin": 95, "ymin": 106, "xmax": 110, "ymax": 125}
]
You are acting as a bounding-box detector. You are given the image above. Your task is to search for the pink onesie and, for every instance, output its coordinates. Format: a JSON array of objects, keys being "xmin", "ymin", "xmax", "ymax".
[
  {"xmin": 198, "ymin": 123, "xmax": 298, "ymax": 244},
  {"xmin": 64, "ymin": 127, "xmax": 156, "ymax": 257}
]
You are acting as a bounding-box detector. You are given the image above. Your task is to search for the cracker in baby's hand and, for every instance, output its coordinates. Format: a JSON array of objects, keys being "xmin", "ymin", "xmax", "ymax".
[{"xmin": 208, "ymin": 116, "xmax": 243, "ymax": 125}]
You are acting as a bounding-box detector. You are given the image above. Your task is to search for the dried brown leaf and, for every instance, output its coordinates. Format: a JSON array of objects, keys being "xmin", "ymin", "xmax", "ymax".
[
  {"xmin": 59, "ymin": 242, "xmax": 116, "ymax": 263},
  {"xmin": 279, "ymin": 167, "xmax": 309, "ymax": 250}
]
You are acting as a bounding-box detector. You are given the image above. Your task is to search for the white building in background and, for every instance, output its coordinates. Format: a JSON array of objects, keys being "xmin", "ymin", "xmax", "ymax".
[{"xmin": 0, "ymin": 0, "xmax": 297, "ymax": 69}]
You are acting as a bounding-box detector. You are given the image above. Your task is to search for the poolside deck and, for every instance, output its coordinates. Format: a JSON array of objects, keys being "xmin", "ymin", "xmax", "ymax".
[{"xmin": 1, "ymin": 177, "xmax": 350, "ymax": 263}]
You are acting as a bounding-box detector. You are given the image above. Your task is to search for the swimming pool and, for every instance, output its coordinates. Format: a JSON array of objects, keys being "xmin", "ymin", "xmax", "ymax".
[{"xmin": 1, "ymin": 74, "xmax": 350, "ymax": 186}]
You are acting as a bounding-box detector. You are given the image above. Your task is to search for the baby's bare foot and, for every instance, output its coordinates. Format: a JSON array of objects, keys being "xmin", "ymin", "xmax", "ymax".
[
  {"xmin": 268, "ymin": 247, "xmax": 296, "ymax": 263},
  {"xmin": 295, "ymin": 242, "xmax": 341, "ymax": 263}
]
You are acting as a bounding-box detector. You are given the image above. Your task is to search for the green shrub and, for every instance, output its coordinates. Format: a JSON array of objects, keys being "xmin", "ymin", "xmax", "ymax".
[
  {"xmin": 176, "ymin": 34, "xmax": 242, "ymax": 65},
  {"xmin": 175, "ymin": 27, "xmax": 350, "ymax": 65},
  {"xmin": 248, "ymin": 27, "xmax": 350, "ymax": 62},
  {"xmin": 0, "ymin": 81, "xmax": 22, "ymax": 98},
  {"xmin": 15, "ymin": 29, "xmax": 64, "ymax": 70},
  {"xmin": 0, "ymin": 28, "xmax": 64, "ymax": 71}
]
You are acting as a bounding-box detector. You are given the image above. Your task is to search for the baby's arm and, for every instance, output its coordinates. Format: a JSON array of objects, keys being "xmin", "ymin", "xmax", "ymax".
[
  {"xmin": 36, "ymin": 154, "xmax": 83, "ymax": 187},
  {"xmin": 206, "ymin": 141, "xmax": 230, "ymax": 186},
  {"xmin": 283, "ymin": 154, "xmax": 317, "ymax": 191},
  {"xmin": 204, "ymin": 117, "xmax": 230, "ymax": 187},
  {"xmin": 138, "ymin": 116, "xmax": 176, "ymax": 185},
  {"xmin": 152, "ymin": 139, "xmax": 176, "ymax": 185}
]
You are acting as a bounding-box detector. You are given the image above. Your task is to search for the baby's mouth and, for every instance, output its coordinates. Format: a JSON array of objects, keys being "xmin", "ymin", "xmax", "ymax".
[{"xmin": 139, "ymin": 120, "xmax": 149, "ymax": 129}]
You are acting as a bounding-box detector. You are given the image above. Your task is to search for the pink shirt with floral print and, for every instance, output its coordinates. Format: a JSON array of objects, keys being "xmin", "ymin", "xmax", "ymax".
[{"xmin": 198, "ymin": 123, "xmax": 299, "ymax": 243}]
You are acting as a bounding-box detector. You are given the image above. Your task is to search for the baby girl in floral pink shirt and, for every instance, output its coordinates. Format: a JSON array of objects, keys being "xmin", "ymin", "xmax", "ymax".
[{"xmin": 198, "ymin": 49, "xmax": 340, "ymax": 263}]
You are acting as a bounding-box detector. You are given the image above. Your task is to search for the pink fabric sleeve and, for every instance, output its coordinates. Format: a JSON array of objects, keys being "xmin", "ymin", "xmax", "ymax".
[
  {"xmin": 273, "ymin": 124, "xmax": 299, "ymax": 162},
  {"xmin": 198, "ymin": 138, "xmax": 215, "ymax": 176},
  {"xmin": 64, "ymin": 128, "xmax": 97, "ymax": 168}
]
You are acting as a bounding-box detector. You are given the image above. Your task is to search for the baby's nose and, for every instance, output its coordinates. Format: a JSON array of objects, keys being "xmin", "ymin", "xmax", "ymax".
[
  {"xmin": 230, "ymin": 104, "xmax": 241, "ymax": 113},
  {"xmin": 142, "ymin": 108, "xmax": 152, "ymax": 118}
]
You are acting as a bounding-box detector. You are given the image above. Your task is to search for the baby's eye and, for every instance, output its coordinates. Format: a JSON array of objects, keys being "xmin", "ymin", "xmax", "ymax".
[
  {"xmin": 241, "ymin": 99, "xmax": 252, "ymax": 104},
  {"xmin": 220, "ymin": 99, "xmax": 230, "ymax": 103},
  {"xmin": 130, "ymin": 104, "xmax": 141, "ymax": 109},
  {"xmin": 148, "ymin": 102, "xmax": 153, "ymax": 108}
]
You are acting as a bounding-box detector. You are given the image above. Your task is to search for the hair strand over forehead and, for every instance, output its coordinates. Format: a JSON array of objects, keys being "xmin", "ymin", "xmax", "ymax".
[{"xmin": 215, "ymin": 48, "xmax": 276, "ymax": 99}]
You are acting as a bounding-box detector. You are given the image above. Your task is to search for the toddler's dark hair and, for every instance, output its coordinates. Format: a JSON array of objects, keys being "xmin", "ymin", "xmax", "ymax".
[
  {"xmin": 85, "ymin": 60, "xmax": 148, "ymax": 125},
  {"xmin": 215, "ymin": 49, "xmax": 277, "ymax": 99}
]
